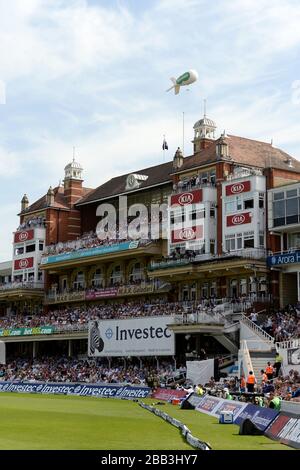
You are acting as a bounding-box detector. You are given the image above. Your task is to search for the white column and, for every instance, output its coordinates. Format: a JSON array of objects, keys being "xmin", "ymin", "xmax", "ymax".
[{"xmin": 68, "ymin": 340, "xmax": 72, "ymax": 357}]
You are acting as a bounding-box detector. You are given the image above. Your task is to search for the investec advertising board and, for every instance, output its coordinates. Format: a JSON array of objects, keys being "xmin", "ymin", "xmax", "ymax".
[{"xmin": 88, "ymin": 316, "xmax": 175, "ymax": 357}]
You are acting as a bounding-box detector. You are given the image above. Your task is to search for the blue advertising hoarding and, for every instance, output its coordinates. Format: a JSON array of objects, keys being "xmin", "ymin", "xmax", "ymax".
[
  {"xmin": 41, "ymin": 240, "xmax": 140, "ymax": 265},
  {"xmin": 234, "ymin": 404, "xmax": 278, "ymax": 430},
  {"xmin": 0, "ymin": 380, "xmax": 151, "ymax": 399}
]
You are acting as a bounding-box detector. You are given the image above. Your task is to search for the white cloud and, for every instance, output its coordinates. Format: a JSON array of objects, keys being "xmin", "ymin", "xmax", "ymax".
[{"xmin": 0, "ymin": 147, "xmax": 21, "ymax": 177}]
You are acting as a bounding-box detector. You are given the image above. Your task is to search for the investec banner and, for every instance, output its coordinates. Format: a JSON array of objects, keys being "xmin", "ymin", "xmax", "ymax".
[
  {"xmin": 0, "ymin": 381, "xmax": 151, "ymax": 400},
  {"xmin": 0, "ymin": 326, "xmax": 54, "ymax": 337},
  {"xmin": 88, "ymin": 316, "xmax": 175, "ymax": 357},
  {"xmin": 41, "ymin": 240, "xmax": 140, "ymax": 265}
]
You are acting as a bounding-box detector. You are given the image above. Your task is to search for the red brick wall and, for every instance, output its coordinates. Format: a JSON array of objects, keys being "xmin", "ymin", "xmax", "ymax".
[
  {"xmin": 46, "ymin": 208, "xmax": 70, "ymax": 245},
  {"xmin": 64, "ymin": 179, "xmax": 84, "ymax": 208}
]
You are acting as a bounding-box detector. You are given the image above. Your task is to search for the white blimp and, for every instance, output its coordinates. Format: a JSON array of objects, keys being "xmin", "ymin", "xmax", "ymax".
[{"xmin": 166, "ymin": 69, "xmax": 198, "ymax": 95}]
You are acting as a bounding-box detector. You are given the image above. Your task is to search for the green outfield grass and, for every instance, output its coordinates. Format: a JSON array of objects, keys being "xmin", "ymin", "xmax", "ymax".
[{"xmin": 0, "ymin": 393, "xmax": 292, "ymax": 450}]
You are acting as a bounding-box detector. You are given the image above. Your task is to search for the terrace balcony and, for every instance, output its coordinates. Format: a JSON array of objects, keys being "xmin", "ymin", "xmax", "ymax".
[{"xmin": 0, "ymin": 282, "xmax": 44, "ymax": 301}]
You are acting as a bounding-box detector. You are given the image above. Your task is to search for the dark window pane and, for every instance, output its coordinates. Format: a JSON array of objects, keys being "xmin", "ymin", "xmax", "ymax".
[
  {"xmin": 287, "ymin": 189, "xmax": 297, "ymax": 198},
  {"xmin": 273, "ymin": 200, "xmax": 285, "ymax": 218},
  {"xmin": 274, "ymin": 217, "xmax": 285, "ymax": 227},
  {"xmin": 244, "ymin": 199, "xmax": 254, "ymax": 209},
  {"xmin": 244, "ymin": 238, "xmax": 254, "ymax": 248},
  {"xmin": 286, "ymin": 215, "xmax": 298, "ymax": 225},
  {"xmin": 274, "ymin": 192, "xmax": 284, "ymax": 200},
  {"xmin": 286, "ymin": 198, "xmax": 298, "ymax": 216}
]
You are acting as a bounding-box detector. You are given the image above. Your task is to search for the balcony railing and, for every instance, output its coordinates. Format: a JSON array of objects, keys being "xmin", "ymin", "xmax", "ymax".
[
  {"xmin": 241, "ymin": 313, "xmax": 275, "ymax": 344},
  {"xmin": 149, "ymin": 258, "xmax": 192, "ymax": 271},
  {"xmin": 0, "ymin": 282, "xmax": 44, "ymax": 291},
  {"xmin": 172, "ymin": 181, "xmax": 216, "ymax": 194},
  {"xmin": 173, "ymin": 311, "xmax": 224, "ymax": 325},
  {"xmin": 149, "ymin": 248, "xmax": 268, "ymax": 271},
  {"xmin": 45, "ymin": 282, "xmax": 169, "ymax": 304},
  {"xmin": 218, "ymin": 248, "xmax": 267, "ymax": 260}
]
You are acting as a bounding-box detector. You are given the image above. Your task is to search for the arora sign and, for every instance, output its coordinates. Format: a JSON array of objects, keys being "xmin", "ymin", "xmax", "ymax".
[{"xmin": 88, "ymin": 316, "xmax": 175, "ymax": 357}]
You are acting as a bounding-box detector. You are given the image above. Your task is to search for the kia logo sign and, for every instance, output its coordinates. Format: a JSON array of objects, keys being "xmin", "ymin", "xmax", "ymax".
[
  {"xmin": 232, "ymin": 215, "xmax": 245, "ymax": 225},
  {"xmin": 19, "ymin": 231, "xmax": 29, "ymax": 241},
  {"xmin": 226, "ymin": 180, "xmax": 250, "ymax": 196},
  {"xmin": 230, "ymin": 183, "xmax": 244, "ymax": 194},
  {"xmin": 19, "ymin": 259, "xmax": 29, "ymax": 269},
  {"xmin": 179, "ymin": 228, "xmax": 195, "ymax": 240},
  {"xmin": 178, "ymin": 193, "xmax": 194, "ymax": 205}
]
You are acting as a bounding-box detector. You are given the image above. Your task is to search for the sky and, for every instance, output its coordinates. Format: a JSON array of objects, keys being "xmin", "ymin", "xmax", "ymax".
[{"xmin": 1, "ymin": 0, "xmax": 300, "ymax": 260}]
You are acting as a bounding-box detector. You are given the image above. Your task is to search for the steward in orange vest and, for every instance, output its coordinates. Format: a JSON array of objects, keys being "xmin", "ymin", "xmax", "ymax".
[
  {"xmin": 265, "ymin": 362, "xmax": 274, "ymax": 380},
  {"xmin": 246, "ymin": 371, "xmax": 256, "ymax": 393}
]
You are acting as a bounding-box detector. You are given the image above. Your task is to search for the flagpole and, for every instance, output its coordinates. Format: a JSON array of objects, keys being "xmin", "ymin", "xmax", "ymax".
[
  {"xmin": 182, "ymin": 112, "xmax": 185, "ymax": 155},
  {"xmin": 163, "ymin": 134, "xmax": 165, "ymax": 162}
]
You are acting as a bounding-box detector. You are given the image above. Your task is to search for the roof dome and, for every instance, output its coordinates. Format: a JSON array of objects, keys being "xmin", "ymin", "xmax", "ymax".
[
  {"xmin": 64, "ymin": 156, "xmax": 83, "ymax": 181},
  {"xmin": 193, "ymin": 116, "xmax": 216, "ymax": 129},
  {"xmin": 64, "ymin": 159, "xmax": 83, "ymax": 172},
  {"xmin": 193, "ymin": 115, "xmax": 217, "ymax": 142}
]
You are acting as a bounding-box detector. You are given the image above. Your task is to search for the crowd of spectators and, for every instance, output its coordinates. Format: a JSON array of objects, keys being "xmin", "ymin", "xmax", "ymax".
[
  {"xmin": 250, "ymin": 304, "xmax": 300, "ymax": 341},
  {"xmin": 200, "ymin": 367, "xmax": 300, "ymax": 407},
  {"xmin": 44, "ymin": 228, "xmax": 153, "ymax": 256},
  {"xmin": 173, "ymin": 174, "xmax": 216, "ymax": 193},
  {"xmin": 0, "ymin": 357, "xmax": 183, "ymax": 385},
  {"xmin": 0, "ymin": 301, "xmax": 204, "ymax": 331},
  {"xmin": 163, "ymin": 248, "xmax": 199, "ymax": 262},
  {"xmin": 17, "ymin": 217, "xmax": 46, "ymax": 231}
]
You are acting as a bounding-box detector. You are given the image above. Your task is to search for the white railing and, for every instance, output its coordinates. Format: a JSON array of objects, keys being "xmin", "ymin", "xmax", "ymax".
[
  {"xmin": 173, "ymin": 311, "xmax": 224, "ymax": 325},
  {"xmin": 276, "ymin": 338, "xmax": 300, "ymax": 350},
  {"xmin": 240, "ymin": 340, "xmax": 254, "ymax": 378},
  {"xmin": 0, "ymin": 282, "xmax": 44, "ymax": 291},
  {"xmin": 241, "ymin": 313, "xmax": 275, "ymax": 344},
  {"xmin": 53, "ymin": 324, "xmax": 88, "ymax": 334}
]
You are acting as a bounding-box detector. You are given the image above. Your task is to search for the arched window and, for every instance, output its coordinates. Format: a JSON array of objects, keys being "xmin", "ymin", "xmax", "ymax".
[
  {"xmin": 92, "ymin": 269, "xmax": 103, "ymax": 288},
  {"xmin": 230, "ymin": 279, "xmax": 238, "ymax": 298},
  {"xmin": 129, "ymin": 263, "xmax": 143, "ymax": 282},
  {"xmin": 110, "ymin": 265, "xmax": 123, "ymax": 286},
  {"xmin": 73, "ymin": 271, "xmax": 85, "ymax": 290}
]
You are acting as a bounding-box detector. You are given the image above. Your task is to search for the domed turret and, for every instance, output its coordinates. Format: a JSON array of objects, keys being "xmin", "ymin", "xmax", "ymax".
[
  {"xmin": 64, "ymin": 157, "xmax": 83, "ymax": 181},
  {"xmin": 63, "ymin": 149, "xmax": 84, "ymax": 208},
  {"xmin": 192, "ymin": 113, "xmax": 217, "ymax": 152}
]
